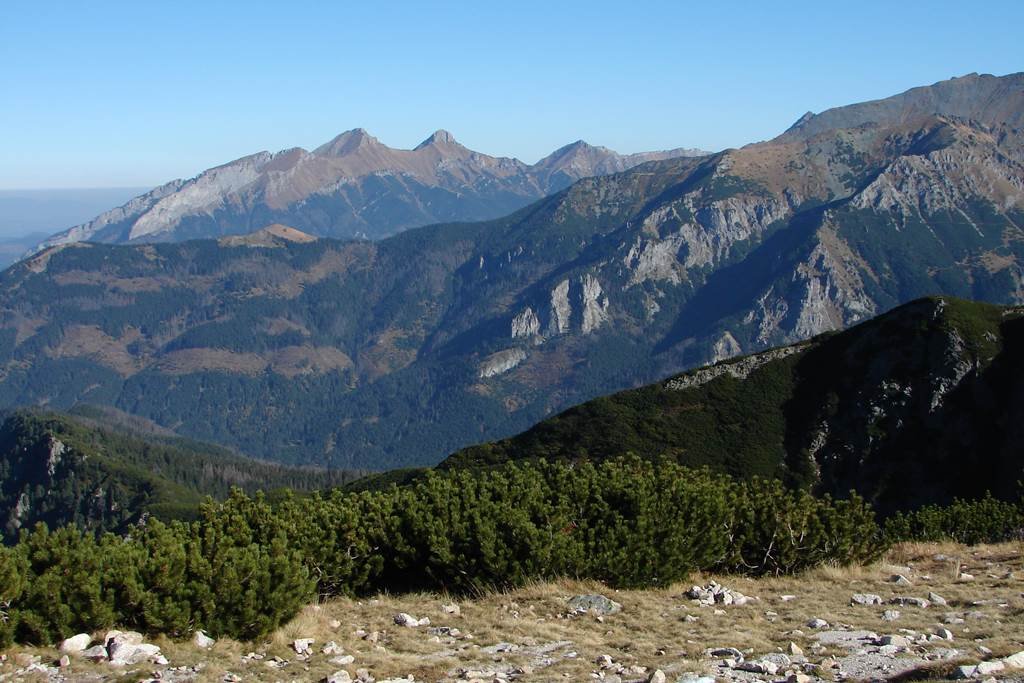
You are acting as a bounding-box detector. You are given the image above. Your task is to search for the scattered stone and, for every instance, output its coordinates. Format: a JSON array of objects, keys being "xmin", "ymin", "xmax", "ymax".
[
  {"xmin": 789, "ymin": 642, "xmax": 804, "ymax": 656},
  {"xmin": 935, "ymin": 628, "xmax": 954, "ymax": 641},
  {"xmin": 648, "ymin": 670, "xmax": 666, "ymax": 683},
  {"xmin": 330, "ymin": 655, "xmax": 356, "ymax": 666},
  {"xmin": 929, "ymin": 592, "xmax": 948, "ymax": 606},
  {"xmin": 59, "ymin": 633, "xmax": 92, "ymax": 653},
  {"xmin": 780, "ymin": 594, "xmax": 797, "ymax": 602},
  {"xmin": 442, "ymin": 603, "xmax": 461, "ymax": 615},
  {"xmin": 851, "ymin": 593, "xmax": 883, "ymax": 605},
  {"xmin": 710, "ymin": 647, "xmax": 744, "ymax": 660},
  {"xmin": 325, "ymin": 671, "xmax": 353, "ymax": 683},
  {"xmin": 293, "ymin": 638, "xmax": 315, "ymax": 655},
  {"xmin": 890, "ymin": 596, "xmax": 930, "ymax": 608},
  {"xmin": 882, "ymin": 610, "xmax": 901, "ymax": 621},
  {"xmin": 891, "ymin": 574, "xmax": 913, "ymax": 586},
  {"xmin": 58, "ymin": 655, "xmax": 70, "ymax": 668},
  {"xmin": 394, "ymin": 612, "xmax": 430, "ymax": 627},
  {"xmin": 738, "ymin": 660, "xmax": 779, "ymax": 675},
  {"xmin": 789, "ymin": 674, "xmax": 811, "ymax": 683},
  {"xmin": 806, "ymin": 618, "xmax": 829, "ymax": 629},
  {"xmin": 876, "ymin": 635, "xmax": 910, "ymax": 647},
  {"xmin": 567, "ymin": 594, "xmax": 622, "ymax": 615},
  {"xmin": 193, "ymin": 630, "xmax": 215, "ymax": 649},
  {"xmin": 323, "ymin": 641, "xmax": 345, "ymax": 655}
]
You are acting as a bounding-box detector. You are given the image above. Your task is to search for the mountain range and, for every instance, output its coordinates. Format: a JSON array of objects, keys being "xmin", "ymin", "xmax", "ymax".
[
  {"xmin": 32, "ymin": 131, "xmax": 706, "ymax": 250},
  {"xmin": 1, "ymin": 71, "xmax": 1022, "ymax": 470}
]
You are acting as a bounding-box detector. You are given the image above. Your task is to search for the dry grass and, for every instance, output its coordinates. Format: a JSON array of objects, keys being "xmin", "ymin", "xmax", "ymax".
[{"xmin": 2, "ymin": 542, "xmax": 1023, "ymax": 682}]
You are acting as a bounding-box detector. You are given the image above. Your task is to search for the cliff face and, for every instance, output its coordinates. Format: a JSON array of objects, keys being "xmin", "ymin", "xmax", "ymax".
[{"xmin": 0, "ymin": 74, "xmax": 1022, "ymax": 469}]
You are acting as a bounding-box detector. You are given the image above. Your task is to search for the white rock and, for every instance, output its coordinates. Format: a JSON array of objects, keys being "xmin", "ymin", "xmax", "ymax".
[
  {"xmin": 891, "ymin": 574, "xmax": 912, "ymax": 586},
  {"xmin": 292, "ymin": 638, "xmax": 315, "ymax": 655},
  {"xmin": 59, "ymin": 633, "xmax": 92, "ymax": 653},
  {"xmin": 193, "ymin": 630, "xmax": 215, "ymax": 648},
  {"xmin": 882, "ymin": 609, "xmax": 901, "ymax": 621},
  {"xmin": 325, "ymin": 671, "xmax": 353, "ymax": 683},
  {"xmin": 928, "ymin": 592, "xmax": 948, "ymax": 606},
  {"xmin": 648, "ymin": 670, "xmax": 667, "ymax": 683},
  {"xmin": 322, "ymin": 641, "xmax": 345, "ymax": 655},
  {"xmin": 1004, "ymin": 651, "xmax": 1024, "ymax": 668},
  {"xmin": 976, "ymin": 661, "xmax": 1005, "ymax": 675},
  {"xmin": 441, "ymin": 603, "xmax": 461, "ymax": 615},
  {"xmin": 330, "ymin": 655, "xmax": 356, "ymax": 666},
  {"xmin": 806, "ymin": 618, "xmax": 829, "ymax": 629},
  {"xmin": 394, "ymin": 612, "xmax": 424, "ymax": 628}
]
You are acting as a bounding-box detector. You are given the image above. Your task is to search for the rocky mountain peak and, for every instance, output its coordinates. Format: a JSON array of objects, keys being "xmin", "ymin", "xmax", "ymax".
[
  {"xmin": 313, "ymin": 128, "xmax": 382, "ymax": 157},
  {"xmin": 415, "ymin": 129, "xmax": 460, "ymax": 150}
]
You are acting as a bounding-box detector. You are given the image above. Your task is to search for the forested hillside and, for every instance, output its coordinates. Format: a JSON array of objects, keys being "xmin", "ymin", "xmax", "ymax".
[
  {"xmin": 446, "ymin": 297, "xmax": 1024, "ymax": 514},
  {"xmin": 0, "ymin": 410, "xmax": 363, "ymax": 542}
]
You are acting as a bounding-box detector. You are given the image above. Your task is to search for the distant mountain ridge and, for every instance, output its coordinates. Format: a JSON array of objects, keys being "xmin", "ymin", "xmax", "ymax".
[
  {"xmin": 32, "ymin": 131, "xmax": 707, "ymax": 251},
  {"xmin": 0, "ymin": 72, "xmax": 1022, "ymax": 470}
]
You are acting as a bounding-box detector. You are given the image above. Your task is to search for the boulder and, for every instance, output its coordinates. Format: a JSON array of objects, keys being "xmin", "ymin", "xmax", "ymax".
[
  {"xmin": 851, "ymin": 593, "xmax": 883, "ymax": 605},
  {"xmin": 806, "ymin": 618, "xmax": 829, "ymax": 629},
  {"xmin": 292, "ymin": 638, "xmax": 315, "ymax": 655},
  {"xmin": 928, "ymin": 592, "xmax": 948, "ymax": 606},
  {"xmin": 648, "ymin": 671, "xmax": 666, "ymax": 683},
  {"xmin": 192, "ymin": 630, "xmax": 215, "ymax": 648},
  {"xmin": 1004, "ymin": 651, "xmax": 1024, "ymax": 668},
  {"xmin": 882, "ymin": 609, "xmax": 901, "ymax": 621},
  {"xmin": 325, "ymin": 671, "xmax": 353, "ymax": 683},
  {"xmin": 891, "ymin": 574, "xmax": 912, "ymax": 586},
  {"xmin": 59, "ymin": 633, "xmax": 92, "ymax": 654}
]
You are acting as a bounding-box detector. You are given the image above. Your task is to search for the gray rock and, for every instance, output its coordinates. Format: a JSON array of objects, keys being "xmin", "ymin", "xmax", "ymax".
[
  {"xmin": 892, "ymin": 574, "xmax": 913, "ymax": 586},
  {"xmin": 928, "ymin": 592, "xmax": 948, "ymax": 606},
  {"xmin": 890, "ymin": 596, "xmax": 930, "ymax": 608},
  {"xmin": 851, "ymin": 593, "xmax": 883, "ymax": 605},
  {"xmin": 762, "ymin": 653, "xmax": 792, "ymax": 667},
  {"xmin": 882, "ymin": 609, "xmax": 901, "ymax": 621},
  {"xmin": 567, "ymin": 594, "xmax": 622, "ymax": 615},
  {"xmin": 876, "ymin": 635, "xmax": 910, "ymax": 647},
  {"xmin": 325, "ymin": 672, "xmax": 353, "ymax": 683},
  {"xmin": 806, "ymin": 618, "xmax": 829, "ymax": 629}
]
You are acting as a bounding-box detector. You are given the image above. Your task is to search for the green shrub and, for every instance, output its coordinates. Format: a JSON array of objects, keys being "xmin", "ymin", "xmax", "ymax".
[{"xmin": 883, "ymin": 494, "xmax": 1024, "ymax": 545}]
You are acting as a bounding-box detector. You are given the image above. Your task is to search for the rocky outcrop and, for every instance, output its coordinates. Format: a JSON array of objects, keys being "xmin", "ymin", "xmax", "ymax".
[{"xmin": 664, "ymin": 345, "xmax": 804, "ymax": 391}]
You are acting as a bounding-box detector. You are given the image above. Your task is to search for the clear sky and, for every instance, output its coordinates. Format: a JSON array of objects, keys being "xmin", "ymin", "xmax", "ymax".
[{"xmin": 2, "ymin": 0, "xmax": 1022, "ymax": 189}]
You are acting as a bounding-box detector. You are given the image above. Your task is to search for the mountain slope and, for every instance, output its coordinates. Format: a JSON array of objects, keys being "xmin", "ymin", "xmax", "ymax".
[
  {"xmin": 0, "ymin": 409, "xmax": 365, "ymax": 542},
  {"xmin": 32, "ymin": 131, "xmax": 706, "ymax": 249},
  {"xmin": 444, "ymin": 297, "xmax": 1024, "ymax": 514},
  {"xmin": 0, "ymin": 73, "xmax": 1021, "ymax": 469}
]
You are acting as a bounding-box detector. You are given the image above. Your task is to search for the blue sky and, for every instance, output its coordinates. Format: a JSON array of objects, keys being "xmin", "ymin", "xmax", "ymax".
[{"xmin": 2, "ymin": 0, "xmax": 1022, "ymax": 189}]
